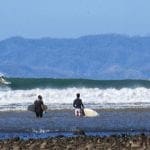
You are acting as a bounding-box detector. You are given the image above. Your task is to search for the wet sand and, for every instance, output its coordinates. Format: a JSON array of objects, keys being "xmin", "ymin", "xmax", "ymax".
[{"xmin": 0, "ymin": 134, "xmax": 149, "ymax": 150}]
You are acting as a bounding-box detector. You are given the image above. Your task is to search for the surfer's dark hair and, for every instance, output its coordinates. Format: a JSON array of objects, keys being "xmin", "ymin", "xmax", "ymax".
[
  {"xmin": 38, "ymin": 95, "xmax": 42, "ymax": 100},
  {"xmin": 76, "ymin": 93, "xmax": 80, "ymax": 98}
]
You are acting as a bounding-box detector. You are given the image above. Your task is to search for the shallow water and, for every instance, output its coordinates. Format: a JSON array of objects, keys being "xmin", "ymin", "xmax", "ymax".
[{"xmin": 0, "ymin": 109, "xmax": 150, "ymax": 139}]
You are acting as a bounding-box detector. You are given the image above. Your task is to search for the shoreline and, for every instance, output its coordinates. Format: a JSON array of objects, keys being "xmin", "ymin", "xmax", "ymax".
[
  {"xmin": 0, "ymin": 134, "xmax": 149, "ymax": 149},
  {"xmin": 1, "ymin": 106, "xmax": 150, "ymax": 112}
]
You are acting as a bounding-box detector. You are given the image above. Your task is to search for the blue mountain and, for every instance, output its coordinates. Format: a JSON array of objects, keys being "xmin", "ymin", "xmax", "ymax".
[{"xmin": 0, "ymin": 34, "xmax": 150, "ymax": 79}]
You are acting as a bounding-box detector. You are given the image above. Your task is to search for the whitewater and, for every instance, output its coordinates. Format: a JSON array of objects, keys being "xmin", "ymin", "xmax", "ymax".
[{"xmin": 1, "ymin": 78, "xmax": 150, "ymax": 111}]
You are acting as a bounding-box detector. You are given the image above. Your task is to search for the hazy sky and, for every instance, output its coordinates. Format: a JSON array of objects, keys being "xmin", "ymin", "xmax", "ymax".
[{"xmin": 0, "ymin": 0, "xmax": 150, "ymax": 40}]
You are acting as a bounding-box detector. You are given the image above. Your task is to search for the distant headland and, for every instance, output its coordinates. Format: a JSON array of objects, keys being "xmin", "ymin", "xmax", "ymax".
[{"xmin": 0, "ymin": 34, "xmax": 150, "ymax": 79}]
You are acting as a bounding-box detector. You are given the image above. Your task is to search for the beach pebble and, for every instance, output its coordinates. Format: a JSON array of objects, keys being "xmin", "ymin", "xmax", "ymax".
[
  {"xmin": 40, "ymin": 141, "xmax": 47, "ymax": 149},
  {"xmin": 85, "ymin": 143, "xmax": 95, "ymax": 150}
]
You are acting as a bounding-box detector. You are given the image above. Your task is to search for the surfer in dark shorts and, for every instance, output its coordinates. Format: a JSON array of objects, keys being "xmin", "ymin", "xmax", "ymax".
[
  {"xmin": 34, "ymin": 95, "xmax": 44, "ymax": 118},
  {"xmin": 73, "ymin": 93, "xmax": 85, "ymax": 116}
]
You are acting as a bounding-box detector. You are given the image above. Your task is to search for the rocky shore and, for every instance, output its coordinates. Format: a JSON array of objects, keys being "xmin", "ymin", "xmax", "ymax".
[{"xmin": 0, "ymin": 134, "xmax": 150, "ymax": 150}]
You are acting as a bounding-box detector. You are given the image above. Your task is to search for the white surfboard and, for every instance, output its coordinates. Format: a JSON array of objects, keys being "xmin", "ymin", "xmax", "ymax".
[{"xmin": 83, "ymin": 108, "xmax": 99, "ymax": 117}]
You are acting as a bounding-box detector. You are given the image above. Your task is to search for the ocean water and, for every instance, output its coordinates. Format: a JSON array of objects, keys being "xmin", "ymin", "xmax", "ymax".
[
  {"xmin": 1, "ymin": 78, "xmax": 150, "ymax": 111},
  {"xmin": 1, "ymin": 78, "xmax": 150, "ymax": 139}
]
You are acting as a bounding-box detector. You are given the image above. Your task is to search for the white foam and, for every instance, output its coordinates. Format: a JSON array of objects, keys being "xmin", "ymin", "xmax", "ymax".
[{"xmin": 0, "ymin": 87, "xmax": 150, "ymax": 111}]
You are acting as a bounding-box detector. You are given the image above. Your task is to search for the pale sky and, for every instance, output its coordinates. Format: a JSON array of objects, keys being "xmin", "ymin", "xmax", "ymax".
[{"xmin": 0, "ymin": 0, "xmax": 150, "ymax": 40}]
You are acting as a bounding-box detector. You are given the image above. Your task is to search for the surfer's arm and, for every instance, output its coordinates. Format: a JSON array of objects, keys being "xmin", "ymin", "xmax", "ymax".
[
  {"xmin": 81, "ymin": 100, "xmax": 84, "ymax": 108},
  {"xmin": 81, "ymin": 103, "xmax": 84, "ymax": 109},
  {"xmin": 73, "ymin": 100, "xmax": 76, "ymax": 108},
  {"xmin": 34, "ymin": 101, "xmax": 36, "ymax": 111}
]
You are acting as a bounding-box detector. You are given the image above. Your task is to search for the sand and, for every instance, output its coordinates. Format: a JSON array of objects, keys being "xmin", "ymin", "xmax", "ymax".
[{"xmin": 0, "ymin": 134, "xmax": 149, "ymax": 150}]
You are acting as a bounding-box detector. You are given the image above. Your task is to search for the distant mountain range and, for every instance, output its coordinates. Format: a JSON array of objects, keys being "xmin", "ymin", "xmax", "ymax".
[{"xmin": 0, "ymin": 34, "xmax": 150, "ymax": 79}]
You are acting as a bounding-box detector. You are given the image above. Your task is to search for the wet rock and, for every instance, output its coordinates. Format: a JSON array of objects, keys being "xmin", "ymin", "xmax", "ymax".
[
  {"xmin": 1, "ymin": 134, "xmax": 150, "ymax": 149},
  {"xmin": 73, "ymin": 129, "xmax": 86, "ymax": 136},
  {"xmin": 13, "ymin": 137, "xmax": 20, "ymax": 141},
  {"xmin": 55, "ymin": 135, "xmax": 64, "ymax": 138}
]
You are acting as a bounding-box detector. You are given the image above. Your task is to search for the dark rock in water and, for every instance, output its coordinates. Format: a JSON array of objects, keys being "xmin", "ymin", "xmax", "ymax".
[
  {"xmin": 73, "ymin": 129, "xmax": 86, "ymax": 136},
  {"xmin": 55, "ymin": 135, "xmax": 64, "ymax": 138},
  {"xmin": 13, "ymin": 137, "xmax": 20, "ymax": 141}
]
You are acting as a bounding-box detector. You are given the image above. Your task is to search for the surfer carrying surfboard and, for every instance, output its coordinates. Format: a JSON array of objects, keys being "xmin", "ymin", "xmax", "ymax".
[
  {"xmin": 73, "ymin": 93, "xmax": 85, "ymax": 117},
  {"xmin": 34, "ymin": 95, "xmax": 44, "ymax": 118}
]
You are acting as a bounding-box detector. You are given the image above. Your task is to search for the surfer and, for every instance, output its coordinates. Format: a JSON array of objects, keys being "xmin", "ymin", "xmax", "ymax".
[
  {"xmin": 73, "ymin": 93, "xmax": 85, "ymax": 117},
  {"xmin": 0, "ymin": 76, "xmax": 11, "ymax": 84},
  {"xmin": 34, "ymin": 95, "xmax": 44, "ymax": 118},
  {"xmin": 0, "ymin": 76, "xmax": 5, "ymax": 83}
]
